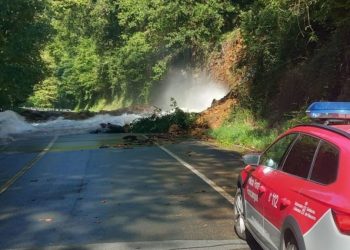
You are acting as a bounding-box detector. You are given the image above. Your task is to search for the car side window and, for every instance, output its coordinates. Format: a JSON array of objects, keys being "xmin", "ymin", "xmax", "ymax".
[
  {"xmin": 260, "ymin": 134, "xmax": 298, "ymax": 169},
  {"xmin": 282, "ymin": 135, "xmax": 319, "ymax": 178},
  {"xmin": 310, "ymin": 142, "xmax": 339, "ymax": 184}
]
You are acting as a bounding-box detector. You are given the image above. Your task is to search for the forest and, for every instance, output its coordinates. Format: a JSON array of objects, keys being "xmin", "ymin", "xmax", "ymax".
[{"xmin": 1, "ymin": 0, "xmax": 349, "ymax": 118}]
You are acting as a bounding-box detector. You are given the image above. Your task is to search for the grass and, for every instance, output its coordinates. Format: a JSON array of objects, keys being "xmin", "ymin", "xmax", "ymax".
[
  {"xmin": 209, "ymin": 108, "xmax": 309, "ymax": 152},
  {"xmin": 210, "ymin": 124, "xmax": 277, "ymax": 151}
]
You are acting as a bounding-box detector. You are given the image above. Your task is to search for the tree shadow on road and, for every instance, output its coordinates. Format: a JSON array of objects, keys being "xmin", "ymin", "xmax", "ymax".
[{"xmin": 0, "ymin": 137, "xmax": 257, "ymax": 249}]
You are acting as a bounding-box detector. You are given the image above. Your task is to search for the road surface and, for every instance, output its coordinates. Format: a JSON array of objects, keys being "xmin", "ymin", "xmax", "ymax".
[{"xmin": 0, "ymin": 133, "xmax": 259, "ymax": 250}]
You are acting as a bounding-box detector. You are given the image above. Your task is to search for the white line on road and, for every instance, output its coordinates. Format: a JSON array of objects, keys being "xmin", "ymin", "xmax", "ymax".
[
  {"xmin": 0, "ymin": 135, "xmax": 58, "ymax": 195},
  {"xmin": 158, "ymin": 145, "xmax": 235, "ymax": 205},
  {"xmin": 144, "ymin": 135, "xmax": 235, "ymax": 205}
]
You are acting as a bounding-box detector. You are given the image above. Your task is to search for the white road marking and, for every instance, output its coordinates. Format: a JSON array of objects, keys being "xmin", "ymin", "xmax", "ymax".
[
  {"xmin": 0, "ymin": 135, "xmax": 58, "ymax": 195},
  {"xmin": 145, "ymin": 135, "xmax": 235, "ymax": 205}
]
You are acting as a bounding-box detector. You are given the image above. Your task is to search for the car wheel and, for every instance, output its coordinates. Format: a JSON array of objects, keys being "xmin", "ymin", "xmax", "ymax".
[
  {"xmin": 283, "ymin": 230, "xmax": 299, "ymax": 250},
  {"xmin": 234, "ymin": 188, "xmax": 246, "ymax": 240}
]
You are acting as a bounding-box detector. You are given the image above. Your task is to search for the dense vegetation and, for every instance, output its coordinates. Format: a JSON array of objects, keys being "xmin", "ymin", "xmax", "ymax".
[
  {"xmin": 1, "ymin": 0, "xmax": 349, "ymax": 148},
  {"xmin": 237, "ymin": 0, "xmax": 350, "ymax": 117},
  {"xmin": 25, "ymin": 0, "xmax": 234, "ymax": 110},
  {"xmin": 210, "ymin": 0, "xmax": 350, "ymax": 149},
  {"xmin": 0, "ymin": 0, "xmax": 50, "ymax": 107}
]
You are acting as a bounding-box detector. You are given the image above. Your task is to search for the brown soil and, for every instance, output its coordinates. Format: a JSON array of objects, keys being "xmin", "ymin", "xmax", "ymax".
[
  {"xmin": 194, "ymin": 91, "xmax": 236, "ymax": 130},
  {"xmin": 207, "ymin": 31, "xmax": 246, "ymax": 88},
  {"xmin": 188, "ymin": 30, "xmax": 244, "ymax": 135}
]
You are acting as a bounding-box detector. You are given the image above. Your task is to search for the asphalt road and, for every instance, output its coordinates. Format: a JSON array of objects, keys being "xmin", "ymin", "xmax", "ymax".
[{"xmin": 0, "ymin": 133, "xmax": 258, "ymax": 250}]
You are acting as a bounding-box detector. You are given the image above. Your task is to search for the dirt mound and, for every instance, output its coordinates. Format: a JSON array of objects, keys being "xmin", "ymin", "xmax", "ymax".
[
  {"xmin": 189, "ymin": 30, "xmax": 243, "ymax": 132},
  {"xmin": 207, "ymin": 30, "xmax": 246, "ymax": 88},
  {"xmin": 194, "ymin": 91, "xmax": 236, "ymax": 130}
]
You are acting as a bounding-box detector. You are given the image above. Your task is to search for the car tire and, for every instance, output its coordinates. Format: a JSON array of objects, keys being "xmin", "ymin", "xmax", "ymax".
[
  {"xmin": 280, "ymin": 217, "xmax": 306, "ymax": 250},
  {"xmin": 282, "ymin": 229, "xmax": 299, "ymax": 250},
  {"xmin": 234, "ymin": 188, "xmax": 246, "ymax": 240}
]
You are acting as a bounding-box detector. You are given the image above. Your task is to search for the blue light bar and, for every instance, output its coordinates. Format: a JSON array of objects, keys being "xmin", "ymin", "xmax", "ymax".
[{"xmin": 306, "ymin": 102, "xmax": 350, "ymax": 119}]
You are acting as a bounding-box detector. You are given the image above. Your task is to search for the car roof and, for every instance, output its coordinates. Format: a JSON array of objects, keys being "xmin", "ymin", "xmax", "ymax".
[
  {"xmin": 291, "ymin": 124, "xmax": 350, "ymax": 139},
  {"xmin": 332, "ymin": 124, "xmax": 350, "ymax": 134}
]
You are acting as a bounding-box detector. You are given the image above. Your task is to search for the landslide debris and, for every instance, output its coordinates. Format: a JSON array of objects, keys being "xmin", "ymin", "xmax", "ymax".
[
  {"xmin": 194, "ymin": 91, "xmax": 236, "ymax": 130},
  {"xmin": 98, "ymin": 134, "xmax": 179, "ymax": 149}
]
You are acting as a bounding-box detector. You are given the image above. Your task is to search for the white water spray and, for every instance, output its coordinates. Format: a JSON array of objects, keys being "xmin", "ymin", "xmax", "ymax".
[
  {"xmin": 0, "ymin": 111, "xmax": 35, "ymax": 143},
  {"xmin": 0, "ymin": 110, "xmax": 140, "ymax": 143},
  {"xmin": 32, "ymin": 113, "xmax": 139, "ymax": 134},
  {"xmin": 152, "ymin": 69, "xmax": 229, "ymax": 112}
]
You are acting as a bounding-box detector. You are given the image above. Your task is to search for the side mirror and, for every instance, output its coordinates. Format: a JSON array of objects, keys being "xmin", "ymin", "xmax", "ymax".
[{"xmin": 242, "ymin": 153, "xmax": 261, "ymax": 166}]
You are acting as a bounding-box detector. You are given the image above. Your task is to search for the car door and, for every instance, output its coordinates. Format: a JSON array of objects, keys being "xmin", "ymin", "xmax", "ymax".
[
  {"xmin": 298, "ymin": 140, "xmax": 340, "ymax": 249},
  {"xmin": 262, "ymin": 134, "xmax": 320, "ymax": 249},
  {"xmin": 243, "ymin": 164, "xmax": 267, "ymax": 240},
  {"xmin": 244, "ymin": 133, "xmax": 298, "ymax": 246}
]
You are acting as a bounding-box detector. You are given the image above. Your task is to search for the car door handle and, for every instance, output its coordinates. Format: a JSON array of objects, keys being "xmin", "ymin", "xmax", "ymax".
[
  {"xmin": 258, "ymin": 185, "xmax": 266, "ymax": 194},
  {"xmin": 280, "ymin": 198, "xmax": 291, "ymax": 208}
]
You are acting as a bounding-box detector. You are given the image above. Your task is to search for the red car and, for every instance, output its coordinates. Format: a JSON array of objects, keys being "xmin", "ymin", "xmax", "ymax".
[{"xmin": 234, "ymin": 102, "xmax": 350, "ymax": 250}]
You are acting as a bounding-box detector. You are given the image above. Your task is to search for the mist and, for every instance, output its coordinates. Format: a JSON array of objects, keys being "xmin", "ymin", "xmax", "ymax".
[{"xmin": 151, "ymin": 68, "xmax": 229, "ymax": 112}]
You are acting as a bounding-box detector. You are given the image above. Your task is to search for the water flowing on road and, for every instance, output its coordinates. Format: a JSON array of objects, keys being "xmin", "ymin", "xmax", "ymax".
[{"xmin": 0, "ymin": 110, "xmax": 140, "ymax": 144}]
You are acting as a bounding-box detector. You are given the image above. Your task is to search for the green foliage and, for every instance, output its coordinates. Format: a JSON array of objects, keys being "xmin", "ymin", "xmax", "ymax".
[
  {"xmin": 131, "ymin": 107, "xmax": 197, "ymax": 133},
  {"xmin": 57, "ymin": 38, "xmax": 100, "ymax": 109},
  {"xmin": 2, "ymin": 0, "xmax": 349, "ymax": 116},
  {"xmin": 0, "ymin": 0, "xmax": 50, "ymax": 107},
  {"xmin": 27, "ymin": 77, "xmax": 59, "ymax": 108},
  {"xmin": 27, "ymin": 0, "xmax": 234, "ymax": 110},
  {"xmin": 110, "ymin": 32, "xmax": 154, "ymax": 103},
  {"xmin": 88, "ymin": 0, "xmax": 122, "ymax": 50},
  {"xmin": 208, "ymin": 0, "xmax": 349, "ymax": 150},
  {"xmin": 237, "ymin": 0, "xmax": 348, "ymax": 115}
]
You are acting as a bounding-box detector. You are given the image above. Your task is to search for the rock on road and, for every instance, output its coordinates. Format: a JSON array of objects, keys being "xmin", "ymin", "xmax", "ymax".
[{"xmin": 0, "ymin": 133, "xmax": 257, "ymax": 250}]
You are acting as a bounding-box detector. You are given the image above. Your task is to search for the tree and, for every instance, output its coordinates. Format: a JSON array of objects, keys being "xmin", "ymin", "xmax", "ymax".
[
  {"xmin": 0, "ymin": 0, "xmax": 50, "ymax": 107},
  {"xmin": 30, "ymin": 0, "xmax": 234, "ymax": 110}
]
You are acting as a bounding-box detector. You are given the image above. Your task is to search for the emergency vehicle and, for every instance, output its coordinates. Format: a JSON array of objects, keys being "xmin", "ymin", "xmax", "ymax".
[{"xmin": 234, "ymin": 102, "xmax": 350, "ymax": 250}]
